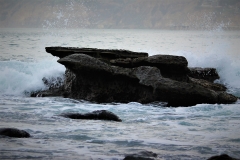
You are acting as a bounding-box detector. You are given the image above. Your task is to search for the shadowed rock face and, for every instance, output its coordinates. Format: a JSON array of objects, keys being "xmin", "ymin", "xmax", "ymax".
[
  {"xmin": 33, "ymin": 47, "xmax": 238, "ymax": 107},
  {"xmin": 61, "ymin": 110, "xmax": 122, "ymax": 122},
  {"xmin": 0, "ymin": 128, "xmax": 30, "ymax": 138}
]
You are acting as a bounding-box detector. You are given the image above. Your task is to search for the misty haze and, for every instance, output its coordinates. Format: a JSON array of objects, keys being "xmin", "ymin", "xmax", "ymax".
[
  {"xmin": 0, "ymin": 0, "xmax": 240, "ymax": 160},
  {"xmin": 0, "ymin": 0, "xmax": 240, "ymax": 30}
]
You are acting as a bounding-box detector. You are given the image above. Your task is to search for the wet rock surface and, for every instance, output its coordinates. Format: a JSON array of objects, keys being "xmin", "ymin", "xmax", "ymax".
[
  {"xmin": 189, "ymin": 67, "xmax": 220, "ymax": 82},
  {"xmin": 32, "ymin": 47, "xmax": 238, "ymax": 107},
  {"xmin": 61, "ymin": 110, "xmax": 122, "ymax": 122},
  {"xmin": 45, "ymin": 47, "xmax": 148, "ymax": 59},
  {"xmin": 0, "ymin": 128, "xmax": 30, "ymax": 138},
  {"xmin": 123, "ymin": 151, "xmax": 158, "ymax": 160},
  {"xmin": 30, "ymin": 75, "xmax": 64, "ymax": 97},
  {"xmin": 207, "ymin": 154, "xmax": 239, "ymax": 160}
]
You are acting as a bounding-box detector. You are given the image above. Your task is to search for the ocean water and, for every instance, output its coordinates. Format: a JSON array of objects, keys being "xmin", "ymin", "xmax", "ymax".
[{"xmin": 0, "ymin": 28, "xmax": 240, "ymax": 160}]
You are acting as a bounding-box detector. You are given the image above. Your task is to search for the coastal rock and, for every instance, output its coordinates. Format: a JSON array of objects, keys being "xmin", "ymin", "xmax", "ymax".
[
  {"xmin": 110, "ymin": 55, "xmax": 189, "ymax": 81},
  {"xmin": 61, "ymin": 110, "xmax": 122, "ymax": 122},
  {"xmin": 30, "ymin": 76, "xmax": 64, "ymax": 97},
  {"xmin": 207, "ymin": 154, "xmax": 239, "ymax": 160},
  {"xmin": 123, "ymin": 151, "xmax": 157, "ymax": 160},
  {"xmin": 58, "ymin": 53, "xmax": 113, "ymax": 73},
  {"xmin": 188, "ymin": 67, "xmax": 220, "ymax": 82},
  {"xmin": 42, "ymin": 76, "xmax": 64, "ymax": 90},
  {"xmin": 30, "ymin": 89, "xmax": 63, "ymax": 97},
  {"xmin": 0, "ymin": 128, "xmax": 30, "ymax": 138},
  {"xmin": 32, "ymin": 47, "xmax": 237, "ymax": 107},
  {"xmin": 63, "ymin": 68, "xmax": 76, "ymax": 97},
  {"xmin": 189, "ymin": 77, "xmax": 227, "ymax": 92},
  {"xmin": 45, "ymin": 46, "xmax": 148, "ymax": 59},
  {"xmin": 56, "ymin": 53, "xmax": 237, "ymax": 106}
]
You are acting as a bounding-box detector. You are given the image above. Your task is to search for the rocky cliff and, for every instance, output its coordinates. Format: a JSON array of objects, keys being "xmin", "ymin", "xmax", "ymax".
[{"xmin": 1, "ymin": 0, "xmax": 240, "ymax": 29}]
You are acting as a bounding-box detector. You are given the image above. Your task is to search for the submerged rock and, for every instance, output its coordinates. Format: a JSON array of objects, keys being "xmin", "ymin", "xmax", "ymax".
[
  {"xmin": 61, "ymin": 110, "xmax": 122, "ymax": 122},
  {"xmin": 0, "ymin": 128, "xmax": 30, "ymax": 138},
  {"xmin": 32, "ymin": 47, "xmax": 237, "ymax": 107}
]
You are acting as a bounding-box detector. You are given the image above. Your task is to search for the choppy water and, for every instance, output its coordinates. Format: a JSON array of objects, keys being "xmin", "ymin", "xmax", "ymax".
[{"xmin": 0, "ymin": 28, "xmax": 240, "ymax": 160}]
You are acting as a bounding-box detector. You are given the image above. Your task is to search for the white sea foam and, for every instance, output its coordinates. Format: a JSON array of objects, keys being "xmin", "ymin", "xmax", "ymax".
[
  {"xmin": 0, "ymin": 59, "xmax": 65, "ymax": 96},
  {"xmin": 176, "ymin": 51, "xmax": 240, "ymax": 89},
  {"xmin": 167, "ymin": 31, "xmax": 240, "ymax": 91}
]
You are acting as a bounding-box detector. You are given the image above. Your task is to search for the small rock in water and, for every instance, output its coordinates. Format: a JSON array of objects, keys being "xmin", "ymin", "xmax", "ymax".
[
  {"xmin": 123, "ymin": 151, "xmax": 157, "ymax": 160},
  {"xmin": 61, "ymin": 110, "xmax": 122, "ymax": 122},
  {"xmin": 207, "ymin": 154, "xmax": 239, "ymax": 160},
  {"xmin": 0, "ymin": 128, "xmax": 30, "ymax": 138}
]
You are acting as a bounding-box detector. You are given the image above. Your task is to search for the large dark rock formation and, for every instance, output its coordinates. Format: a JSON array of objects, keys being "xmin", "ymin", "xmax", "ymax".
[
  {"xmin": 61, "ymin": 110, "xmax": 122, "ymax": 122},
  {"xmin": 0, "ymin": 128, "xmax": 30, "ymax": 138},
  {"xmin": 32, "ymin": 47, "xmax": 238, "ymax": 107}
]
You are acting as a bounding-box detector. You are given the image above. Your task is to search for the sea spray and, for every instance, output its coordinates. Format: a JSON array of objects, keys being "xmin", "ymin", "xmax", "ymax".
[
  {"xmin": 165, "ymin": 26, "xmax": 240, "ymax": 95},
  {"xmin": 0, "ymin": 60, "xmax": 65, "ymax": 96}
]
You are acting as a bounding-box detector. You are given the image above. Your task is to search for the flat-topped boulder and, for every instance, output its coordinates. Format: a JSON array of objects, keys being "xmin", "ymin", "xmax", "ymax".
[
  {"xmin": 31, "ymin": 47, "xmax": 238, "ymax": 107},
  {"xmin": 45, "ymin": 46, "xmax": 148, "ymax": 60}
]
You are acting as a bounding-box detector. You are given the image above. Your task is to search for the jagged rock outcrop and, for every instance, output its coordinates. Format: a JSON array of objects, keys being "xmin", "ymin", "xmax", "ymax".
[
  {"xmin": 0, "ymin": 128, "xmax": 30, "ymax": 138},
  {"xmin": 32, "ymin": 47, "xmax": 238, "ymax": 107},
  {"xmin": 189, "ymin": 67, "xmax": 220, "ymax": 82},
  {"xmin": 30, "ymin": 76, "xmax": 64, "ymax": 97},
  {"xmin": 61, "ymin": 110, "xmax": 122, "ymax": 122}
]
